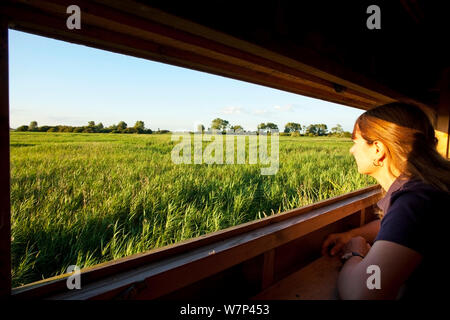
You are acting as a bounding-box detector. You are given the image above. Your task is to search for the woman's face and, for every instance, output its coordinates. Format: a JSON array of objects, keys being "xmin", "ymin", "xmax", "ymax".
[{"xmin": 349, "ymin": 130, "xmax": 376, "ymax": 175}]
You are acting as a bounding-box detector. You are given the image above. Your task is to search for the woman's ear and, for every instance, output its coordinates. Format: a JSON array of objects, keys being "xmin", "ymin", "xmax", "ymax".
[{"xmin": 373, "ymin": 140, "xmax": 386, "ymax": 160}]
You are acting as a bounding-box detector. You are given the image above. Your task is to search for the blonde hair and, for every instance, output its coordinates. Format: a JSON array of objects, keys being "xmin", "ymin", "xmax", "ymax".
[{"xmin": 352, "ymin": 102, "xmax": 450, "ymax": 217}]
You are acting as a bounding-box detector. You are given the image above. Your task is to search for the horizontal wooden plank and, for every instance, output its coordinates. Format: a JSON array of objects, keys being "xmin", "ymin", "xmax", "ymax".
[
  {"xmin": 20, "ymin": 0, "xmax": 384, "ymax": 106},
  {"xmin": 2, "ymin": 1, "xmax": 382, "ymax": 110},
  {"xmin": 94, "ymin": 0, "xmax": 431, "ymax": 111},
  {"xmin": 4, "ymin": 0, "xmax": 437, "ymax": 113}
]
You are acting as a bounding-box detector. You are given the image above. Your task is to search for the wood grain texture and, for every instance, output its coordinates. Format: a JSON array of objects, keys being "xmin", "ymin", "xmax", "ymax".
[
  {"xmin": 252, "ymin": 256, "xmax": 342, "ymax": 300},
  {"xmin": 4, "ymin": 0, "xmax": 439, "ymax": 113},
  {"xmin": 261, "ymin": 250, "xmax": 275, "ymax": 290}
]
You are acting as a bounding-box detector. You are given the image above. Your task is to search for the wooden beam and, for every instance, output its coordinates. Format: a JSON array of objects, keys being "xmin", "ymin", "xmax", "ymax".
[
  {"xmin": 0, "ymin": 16, "xmax": 11, "ymax": 298},
  {"xmin": 3, "ymin": 0, "xmax": 437, "ymax": 113},
  {"xmin": 1, "ymin": 0, "xmax": 382, "ymax": 110},
  {"xmin": 95, "ymin": 0, "xmax": 433, "ymax": 112},
  {"xmin": 436, "ymin": 69, "xmax": 450, "ymax": 159},
  {"xmin": 359, "ymin": 208, "xmax": 366, "ymax": 226},
  {"xmin": 261, "ymin": 249, "xmax": 275, "ymax": 290}
]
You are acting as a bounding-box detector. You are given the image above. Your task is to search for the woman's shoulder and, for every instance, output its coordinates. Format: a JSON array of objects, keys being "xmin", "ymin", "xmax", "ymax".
[
  {"xmin": 384, "ymin": 178, "xmax": 448, "ymax": 223},
  {"xmin": 377, "ymin": 178, "xmax": 448, "ymax": 255},
  {"xmin": 393, "ymin": 178, "xmax": 450, "ymax": 204}
]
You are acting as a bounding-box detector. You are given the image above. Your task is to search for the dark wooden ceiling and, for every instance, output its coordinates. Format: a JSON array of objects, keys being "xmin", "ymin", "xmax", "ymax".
[
  {"xmin": 146, "ymin": 0, "xmax": 449, "ymax": 109},
  {"xmin": 1, "ymin": 0, "xmax": 449, "ymax": 115}
]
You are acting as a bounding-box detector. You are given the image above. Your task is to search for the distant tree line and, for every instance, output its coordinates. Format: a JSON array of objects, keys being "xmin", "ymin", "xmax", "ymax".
[
  {"xmin": 16, "ymin": 119, "xmax": 351, "ymax": 137},
  {"xmin": 196, "ymin": 118, "xmax": 351, "ymax": 137},
  {"xmin": 15, "ymin": 121, "xmax": 171, "ymax": 134}
]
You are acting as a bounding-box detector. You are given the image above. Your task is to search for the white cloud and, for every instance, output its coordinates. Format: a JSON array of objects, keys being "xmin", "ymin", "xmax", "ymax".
[
  {"xmin": 273, "ymin": 104, "xmax": 293, "ymax": 112},
  {"xmin": 221, "ymin": 105, "xmax": 242, "ymax": 115},
  {"xmin": 252, "ymin": 109, "xmax": 269, "ymax": 115},
  {"xmin": 251, "ymin": 104, "xmax": 293, "ymax": 116}
]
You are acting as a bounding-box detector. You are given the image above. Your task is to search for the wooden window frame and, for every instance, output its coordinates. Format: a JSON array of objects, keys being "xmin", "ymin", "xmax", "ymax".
[{"xmin": 1, "ymin": 0, "xmax": 448, "ymax": 299}]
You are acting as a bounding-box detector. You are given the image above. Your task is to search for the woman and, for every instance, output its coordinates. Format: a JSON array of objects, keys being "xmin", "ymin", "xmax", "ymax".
[{"xmin": 321, "ymin": 102, "xmax": 450, "ymax": 300}]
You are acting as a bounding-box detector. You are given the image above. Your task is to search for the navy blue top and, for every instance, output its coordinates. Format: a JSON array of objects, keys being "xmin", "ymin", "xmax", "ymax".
[{"xmin": 374, "ymin": 175, "xmax": 449, "ymax": 300}]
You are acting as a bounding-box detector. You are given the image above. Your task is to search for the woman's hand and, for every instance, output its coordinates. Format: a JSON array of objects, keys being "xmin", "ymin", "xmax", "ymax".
[
  {"xmin": 342, "ymin": 236, "xmax": 371, "ymax": 257},
  {"xmin": 321, "ymin": 231, "xmax": 354, "ymax": 257}
]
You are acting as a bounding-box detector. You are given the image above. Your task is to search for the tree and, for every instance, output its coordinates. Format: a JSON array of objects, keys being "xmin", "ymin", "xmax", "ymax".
[
  {"xmin": 117, "ymin": 121, "xmax": 127, "ymax": 131},
  {"xmin": 259, "ymin": 123, "xmax": 278, "ymax": 131},
  {"xmin": 258, "ymin": 122, "xmax": 278, "ymax": 133},
  {"xmin": 284, "ymin": 122, "xmax": 302, "ymax": 133},
  {"xmin": 301, "ymin": 125, "xmax": 307, "ymax": 134},
  {"xmin": 211, "ymin": 118, "xmax": 229, "ymax": 131},
  {"xmin": 306, "ymin": 124, "xmax": 328, "ymax": 136},
  {"xmin": 257, "ymin": 123, "xmax": 267, "ymax": 130},
  {"xmin": 123, "ymin": 127, "xmax": 137, "ymax": 134},
  {"xmin": 29, "ymin": 121, "xmax": 38, "ymax": 131},
  {"xmin": 230, "ymin": 125, "xmax": 243, "ymax": 132},
  {"xmin": 317, "ymin": 124, "xmax": 328, "ymax": 136},
  {"xmin": 38, "ymin": 126, "xmax": 51, "ymax": 132},
  {"xmin": 265, "ymin": 123, "xmax": 278, "ymax": 131},
  {"xmin": 86, "ymin": 121, "xmax": 98, "ymax": 132},
  {"xmin": 331, "ymin": 124, "xmax": 344, "ymax": 136},
  {"xmin": 134, "ymin": 121, "xmax": 145, "ymax": 133},
  {"xmin": 306, "ymin": 124, "xmax": 318, "ymax": 136},
  {"xmin": 16, "ymin": 125, "xmax": 29, "ymax": 132},
  {"xmin": 61, "ymin": 126, "xmax": 73, "ymax": 132}
]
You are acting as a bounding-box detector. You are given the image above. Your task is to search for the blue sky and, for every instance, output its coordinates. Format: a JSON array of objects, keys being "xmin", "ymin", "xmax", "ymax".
[{"xmin": 9, "ymin": 30, "xmax": 364, "ymax": 132}]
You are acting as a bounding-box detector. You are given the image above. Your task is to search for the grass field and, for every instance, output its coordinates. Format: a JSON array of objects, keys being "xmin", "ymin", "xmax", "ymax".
[{"xmin": 10, "ymin": 132, "xmax": 377, "ymax": 287}]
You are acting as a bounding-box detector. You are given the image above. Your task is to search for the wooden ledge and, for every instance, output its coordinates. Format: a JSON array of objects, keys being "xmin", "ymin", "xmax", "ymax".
[{"xmin": 252, "ymin": 256, "xmax": 342, "ymax": 300}]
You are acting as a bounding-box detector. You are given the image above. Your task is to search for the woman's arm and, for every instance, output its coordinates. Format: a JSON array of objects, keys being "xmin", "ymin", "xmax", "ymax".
[
  {"xmin": 349, "ymin": 219, "xmax": 381, "ymax": 244},
  {"xmin": 321, "ymin": 219, "xmax": 381, "ymax": 257},
  {"xmin": 337, "ymin": 239, "xmax": 422, "ymax": 299}
]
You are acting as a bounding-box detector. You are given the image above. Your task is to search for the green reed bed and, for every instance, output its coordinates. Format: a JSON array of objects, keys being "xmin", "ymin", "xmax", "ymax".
[{"xmin": 10, "ymin": 132, "xmax": 376, "ymax": 286}]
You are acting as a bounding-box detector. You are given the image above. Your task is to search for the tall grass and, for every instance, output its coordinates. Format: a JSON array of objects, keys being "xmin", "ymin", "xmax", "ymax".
[{"xmin": 10, "ymin": 132, "xmax": 376, "ymax": 287}]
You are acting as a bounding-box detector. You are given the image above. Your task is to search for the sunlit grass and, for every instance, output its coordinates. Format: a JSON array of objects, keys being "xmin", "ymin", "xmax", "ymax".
[{"xmin": 10, "ymin": 132, "xmax": 376, "ymax": 287}]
